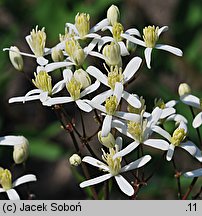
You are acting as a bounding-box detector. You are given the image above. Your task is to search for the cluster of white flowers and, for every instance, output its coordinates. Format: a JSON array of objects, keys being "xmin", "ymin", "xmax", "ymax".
[{"xmin": 3, "ymin": 5, "xmax": 202, "ymax": 198}]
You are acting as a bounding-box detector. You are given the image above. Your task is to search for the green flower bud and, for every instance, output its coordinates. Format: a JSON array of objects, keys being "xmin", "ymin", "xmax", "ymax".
[
  {"xmin": 98, "ymin": 131, "xmax": 115, "ymax": 148},
  {"xmin": 178, "ymin": 83, "xmax": 191, "ymax": 96},
  {"xmin": 0, "ymin": 169, "xmax": 12, "ymax": 190},
  {"xmin": 74, "ymin": 69, "xmax": 91, "ymax": 89},
  {"xmin": 75, "ymin": 13, "xmax": 90, "ymax": 38},
  {"xmin": 107, "ymin": 5, "xmax": 120, "ymax": 26},
  {"xmin": 9, "ymin": 46, "xmax": 24, "ymax": 71},
  {"xmin": 51, "ymin": 47, "xmax": 64, "ymax": 62},
  {"xmin": 69, "ymin": 154, "xmax": 81, "ymax": 166}
]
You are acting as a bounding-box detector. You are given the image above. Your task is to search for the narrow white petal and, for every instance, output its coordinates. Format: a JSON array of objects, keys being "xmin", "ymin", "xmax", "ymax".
[
  {"xmin": 45, "ymin": 62, "xmax": 74, "ymax": 72},
  {"xmin": 114, "ymin": 175, "xmax": 134, "ymax": 196},
  {"xmin": 90, "ymin": 18, "xmax": 109, "ymax": 33},
  {"xmin": 3, "ymin": 47, "xmax": 35, "ymax": 58},
  {"xmin": 98, "ymin": 36, "xmax": 113, "ymax": 51},
  {"xmin": 166, "ymin": 144, "xmax": 175, "ymax": 161},
  {"xmin": 84, "ymin": 38, "xmax": 100, "ymax": 55},
  {"xmin": 52, "ymin": 80, "xmax": 66, "ymax": 95},
  {"xmin": 115, "ymin": 112, "xmax": 140, "ymax": 122},
  {"xmin": 86, "ymin": 66, "xmax": 108, "ymax": 85},
  {"xmin": 63, "ymin": 68, "xmax": 73, "ymax": 82},
  {"xmin": 88, "ymin": 100, "xmax": 106, "ymax": 113},
  {"xmin": 180, "ymin": 94, "xmax": 200, "ymax": 108},
  {"xmin": 82, "ymin": 156, "xmax": 109, "ymax": 171},
  {"xmin": 193, "ymin": 112, "xmax": 202, "ymax": 128},
  {"xmin": 184, "ymin": 168, "xmax": 202, "ymax": 178},
  {"xmin": 9, "ymin": 95, "xmax": 40, "ymax": 103},
  {"xmin": 160, "ymin": 107, "xmax": 176, "ymax": 119},
  {"xmin": 119, "ymin": 41, "xmax": 130, "ymax": 56},
  {"xmin": 102, "ymin": 25, "xmax": 113, "ymax": 33},
  {"xmin": 179, "ymin": 121, "xmax": 187, "ymax": 133},
  {"xmin": 36, "ymin": 56, "xmax": 48, "ymax": 66},
  {"xmin": 39, "ymin": 92, "xmax": 49, "ymax": 103},
  {"xmin": 115, "ymin": 137, "xmax": 123, "ymax": 150},
  {"xmin": 123, "ymin": 56, "xmax": 142, "ymax": 83},
  {"xmin": 101, "ymin": 115, "xmax": 112, "ymax": 137},
  {"xmin": 44, "ymin": 97, "xmax": 73, "ymax": 106},
  {"xmin": 76, "ymin": 100, "xmax": 92, "ymax": 112},
  {"xmin": 165, "ymin": 100, "xmax": 178, "ymax": 108},
  {"xmin": 25, "ymin": 89, "xmax": 42, "ymax": 97},
  {"xmin": 0, "ymin": 136, "xmax": 26, "ymax": 146},
  {"xmin": 25, "ymin": 35, "xmax": 34, "ymax": 53},
  {"xmin": 166, "ymin": 114, "xmax": 188, "ymax": 124},
  {"xmin": 144, "ymin": 139, "xmax": 169, "ymax": 150},
  {"xmin": 0, "ymin": 188, "xmax": 5, "ymax": 193},
  {"xmin": 125, "ymin": 28, "xmax": 141, "ymax": 37},
  {"xmin": 80, "ymin": 173, "xmax": 112, "ymax": 188},
  {"xmin": 6, "ymin": 189, "xmax": 20, "ymax": 200},
  {"xmin": 152, "ymin": 126, "xmax": 171, "ymax": 141},
  {"xmin": 80, "ymin": 80, "xmax": 100, "ymax": 98},
  {"xmin": 122, "ymin": 91, "xmax": 141, "ymax": 108},
  {"xmin": 113, "ymin": 141, "xmax": 139, "ymax": 159},
  {"xmin": 155, "ymin": 44, "xmax": 183, "ymax": 56},
  {"xmin": 148, "ymin": 107, "xmax": 162, "ymax": 126},
  {"xmin": 91, "ymin": 90, "xmax": 113, "ymax": 104},
  {"xmin": 144, "ymin": 47, "xmax": 152, "ymax": 69},
  {"xmin": 13, "ymin": 174, "xmax": 37, "ymax": 188},
  {"xmin": 114, "ymin": 82, "xmax": 123, "ymax": 105},
  {"xmin": 121, "ymin": 155, "xmax": 151, "ymax": 173},
  {"xmin": 121, "ymin": 34, "xmax": 146, "ymax": 47},
  {"xmin": 85, "ymin": 33, "xmax": 101, "ymax": 39},
  {"xmin": 65, "ymin": 22, "xmax": 78, "ymax": 34},
  {"xmin": 89, "ymin": 51, "xmax": 106, "ymax": 60},
  {"xmin": 157, "ymin": 26, "xmax": 169, "ymax": 37}
]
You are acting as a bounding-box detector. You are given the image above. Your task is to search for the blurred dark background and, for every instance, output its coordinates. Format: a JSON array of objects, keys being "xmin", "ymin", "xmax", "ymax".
[{"xmin": 0, "ymin": 0, "xmax": 202, "ymax": 199}]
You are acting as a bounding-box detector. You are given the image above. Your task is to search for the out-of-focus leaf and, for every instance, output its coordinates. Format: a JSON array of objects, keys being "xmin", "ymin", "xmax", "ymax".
[
  {"xmin": 40, "ymin": 122, "xmax": 62, "ymax": 137},
  {"xmin": 186, "ymin": 4, "xmax": 202, "ymax": 28}
]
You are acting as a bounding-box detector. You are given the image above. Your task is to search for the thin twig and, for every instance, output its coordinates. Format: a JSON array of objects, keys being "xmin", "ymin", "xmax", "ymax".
[{"xmin": 182, "ymin": 177, "xmax": 198, "ymax": 200}]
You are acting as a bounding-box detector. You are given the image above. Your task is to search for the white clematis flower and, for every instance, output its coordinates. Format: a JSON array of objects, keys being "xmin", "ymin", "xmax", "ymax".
[
  {"xmin": 153, "ymin": 121, "xmax": 202, "ymax": 161},
  {"xmin": 122, "ymin": 25, "xmax": 183, "ymax": 69},
  {"xmin": 89, "ymin": 82, "xmax": 141, "ymax": 136},
  {"xmin": 112, "ymin": 107, "xmax": 169, "ymax": 159},
  {"xmin": 80, "ymin": 137, "xmax": 152, "ymax": 196},
  {"xmin": 86, "ymin": 56, "xmax": 142, "ymax": 109},
  {"xmin": 0, "ymin": 168, "xmax": 36, "ymax": 200},
  {"xmin": 42, "ymin": 69, "xmax": 100, "ymax": 112}
]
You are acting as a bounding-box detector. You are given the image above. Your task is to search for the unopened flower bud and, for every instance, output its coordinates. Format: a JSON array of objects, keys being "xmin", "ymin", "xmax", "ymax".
[
  {"xmin": 69, "ymin": 154, "xmax": 81, "ymax": 166},
  {"xmin": 98, "ymin": 131, "xmax": 115, "ymax": 148},
  {"xmin": 0, "ymin": 169, "xmax": 12, "ymax": 190},
  {"xmin": 75, "ymin": 13, "xmax": 90, "ymax": 38},
  {"xmin": 74, "ymin": 69, "xmax": 91, "ymax": 89},
  {"xmin": 13, "ymin": 137, "xmax": 29, "ymax": 164},
  {"xmin": 9, "ymin": 46, "xmax": 24, "ymax": 71},
  {"xmin": 102, "ymin": 42, "xmax": 122, "ymax": 67},
  {"xmin": 51, "ymin": 47, "xmax": 64, "ymax": 62},
  {"xmin": 178, "ymin": 83, "xmax": 191, "ymax": 96},
  {"xmin": 107, "ymin": 5, "xmax": 120, "ymax": 26}
]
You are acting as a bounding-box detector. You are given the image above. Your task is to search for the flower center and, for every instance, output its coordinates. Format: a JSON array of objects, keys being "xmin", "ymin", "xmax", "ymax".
[
  {"xmin": 155, "ymin": 98, "xmax": 166, "ymax": 109},
  {"xmin": 75, "ymin": 13, "xmax": 90, "ymax": 38},
  {"xmin": 0, "ymin": 168, "xmax": 12, "ymax": 190},
  {"xmin": 29, "ymin": 26, "xmax": 46, "ymax": 57},
  {"xmin": 112, "ymin": 22, "xmax": 124, "ymax": 42},
  {"xmin": 107, "ymin": 66, "xmax": 123, "ymax": 90},
  {"xmin": 66, "ymin": 77, "xmax": 82, "ymax": 100},
  {"xmin": 127, "ymin": 121, "xmax": 142, "ymax": 142},
  {"xmin": 143, "ymin": 25, "xmax": 159, "ymax": 48},
  {"xmin": 102, "ymin": 148, "xmax": 122, "ymax": 176},
  {"xmin": 171, "ymin": 128, "xmax": 186, "ymax": 146},
  {"xmin": 105, "ymin": 95, "xmax": 118, "ymax": 115},
  {"xmin": 32, "ymin": 71, "xmax": 52, "ymax": 95}
]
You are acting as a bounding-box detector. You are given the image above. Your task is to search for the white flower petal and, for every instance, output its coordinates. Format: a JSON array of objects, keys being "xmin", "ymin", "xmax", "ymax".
[
  {"xmin": 115, "ymin": 137, "xmax": 123, "ymax": 150},
  {"xmin": 166, "ymin": 114, "xmax": 188, "ymax": 124},
  {"xmin": 44, "ymin": 97, "xmax": 73, "ymax": 106},
  {"xmin": 160, "ymin": 107, "xmax": 176, "ymax": 119},
  {"xmin": 36, "ymin": 56, "xmax": 48, "ymax": 66},
  {"xmin": 91, "ymin": 90, "xmax": 113, "ymax": 104},
  {"xmin": 114, "ymin": 175, "xmax": 134, "ymax": 196},
  {"xmin": 179, "ymin": 121, "xmax": 187, "ymax": 132},
  {"xmin": 144, "ymin": 47, "xmax": 152, "ymax": 69},
  {"xmin": 112, "ymin": 119, "xmax": 133, "ymax": 139},
  {"xmin": 114, "ymin": 82, "xmax": 123, "ymax": 105},
  {"xmin": 122, "ymin": 91, "xmax": 141, "ymax": 108},
  {"xmin": 9, "ymin": 95, "xmax": 40, "ymax": 103},
  {"xmin": 180, "ymin": 141, "xmax": 201, "ymax": 160},
  {"xmin": 39, "ymin": 92, "xmax": 49, "ymax": 103},
  {"xmin": 0, "ymin": 188, "xmax": 5, "ymax": 193},
  {"xmin": 52, "ymin": 80, "xmax": 66, "ymax": 95},
  {"xmin": 45, "ymin": 62, "xmax": 74, "ymax": 72},
  {"xmin": 65, "ymin": 22, "xmax": 79, "ymax": 34},
  {"xmin": 193, "ymin": 112, "xmax": 202, "ymax": 128},
  {"xmin": 80, "ymin": 173, "xmax": 112, "ymax": 188},
  {"xmin": 125, "ymin": 28, "xmax": 141, "ymax": 37},
  {"xmin": 119, "ymin": 41, "xmax": 130, "ymax": 56},
  {"xmin": 113, "ymin": 141, "xmax": 139, "ymax": 159},
  {"xmin": 180, "ymin": 94, "xmax": 200, "ymax": 108},
  {"xmin": 123, "ymin": 56, "xmax": 142, "ymax": 83},
  {"xmin": 6, "ymin": 189, "xmax": 20, "ymax": 200},
  {"xmin": 0, "ymin": 136, "xmax": 26, "ymax": 146},
  {"xmin": 121, "ymin": 155, "xmax": 152, "ymax": 173},
  {"xmin": 144, "ymin": 139, "xmax": 169, "ymax": 150},
  {"xmin": 102, "ymin": 25, "xmax": 113, "ymax": 33},
  {"xmin": 121, "ymin": 34, "xmax": 146, "ymax": 47},
  {"xmin": 84, "ymin": 38, "xmax": 100, "ymax": 55},
  {"xmin": 3, "ymin": 47, "xmax": 36, "ymax": 58},
  {"xmin": 166, "ymin": 144, "xmax": 175, "ymax": 161},
  {"xmin": 80, "ymin": 81, "xmax": 100, "ymax": 98},
  {"xmin": 184, "ymin": 168, "xmax": 202, "ymax": 178},
  {"xmin": 98, "ymin": 36, "xmax": 113, "ymax": 51},
  {"xmin": 90, "ymin": 18, "xmax": 109, "ymax": 33},
  {"xmin": 155, "ymin": 44, "xmax": 183, "ymax": 56},
  {"xmin": 85, "ymin": 33, "xmax": 101, "ymax": 39},
  {"xmin": 76, "ymin": 100, "xmax": 92, "ymax": 112},
  {"xmin": 115, "ymin": 112, "xmax": 140, "ymax": 122},
  {"xmin": 86, "ymin": 66, "xmax": 108, "ymax": 86},
  {"xmin": 89, "ymin": 51, "xmax": 106, "ymax": 61},
  {"xmin": 82, "ymin": 156, "xmax": 109, "ymax": 171},
  {"xmin": 13, "ymin": 174, "xmax": 37, "ymax": 188},
  {"xmin": 152, "ymin": 126, "xmax": 171, "ymax": 141},
  {"xmin": 157, "ymin": 26, "xmax": 169, "ymax": 37},
  {"xmin": 101, "ymin": 115, "xmax": 112, "ymax": 137},
  {"xmin": 165, "ymin": 100, "xmax": 178, "ymax": 108}
]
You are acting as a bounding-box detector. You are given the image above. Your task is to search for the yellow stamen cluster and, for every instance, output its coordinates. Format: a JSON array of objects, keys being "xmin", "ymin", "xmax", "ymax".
[
  {"xmin": 66, "ymin": 77, "xmax": 82, "ymax": 100},
  {"xmin": 75, "ymin": 13, "xmax": 90, "ymax": 38},
  {"xmin": 155, "ymin": 98, "xmax": 166, "ymax": 109},
  {"xmin": 65, "ymin": 37, "xmax": 85, "ymax": 66},
  {"xmin": 127, "ymin": 121, "xmax": 142, "ymax": 142},
  {"xmin": 107, "ymin": 66, "xmax": 123, "ymax": 90},
  {"xmin": 143, "ymin": 25, "xmax": 159, "ymax": 48},
  {"xmin": 0, "ymin": 168, "xmax": 12, "ymax": 190},
  {"xmin": 171, "ymin": 128, "xmax": 186, "ymax": 146},
  {"xmin": 59, "ymin": 28, "xmax": 75, "ymax": 42},
  {"xmin": 32, "ymin": 71, "xmax": 52, "ymax": 95},
  {"xmin": 29, "ymin": 26, "xmax": 46, "ymax": 57},
  {"xmin": 105, "ymin": 95, "xmax": 118, "ymax": 115},
  {"xmin": 102, "ymin": 148, "xmax": 122, "ymax": 176},
  {"xmin": 112, "ymin": 22, "xmax": 124, "ymax": 42}
]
